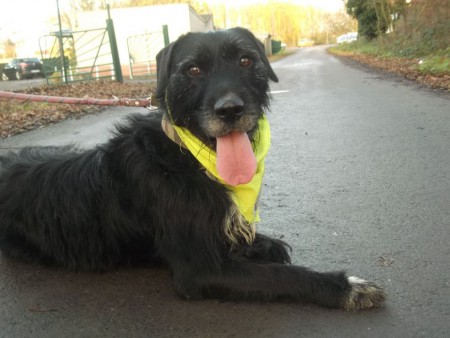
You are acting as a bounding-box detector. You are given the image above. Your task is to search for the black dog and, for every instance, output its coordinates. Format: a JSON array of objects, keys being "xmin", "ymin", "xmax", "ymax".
[{"xmin": 0, "ymin": 28, "xmax": 385, "ymax": 310}]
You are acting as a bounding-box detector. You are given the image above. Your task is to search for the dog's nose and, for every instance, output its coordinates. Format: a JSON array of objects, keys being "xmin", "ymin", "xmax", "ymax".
[{"xmin": 214, "ymin": 94, "xmax": 244, "ymax": 121}]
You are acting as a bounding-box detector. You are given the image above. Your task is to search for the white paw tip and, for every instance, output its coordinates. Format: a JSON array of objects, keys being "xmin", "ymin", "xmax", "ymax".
[{"xmin": 348, "ymin": 276, "xmax": 367, "ymax": 284}]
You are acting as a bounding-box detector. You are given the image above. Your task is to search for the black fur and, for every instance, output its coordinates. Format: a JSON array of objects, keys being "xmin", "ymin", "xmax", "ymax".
[{"xmin": 0, "ymin": 28, "xmax": 385, "ymax": 310}]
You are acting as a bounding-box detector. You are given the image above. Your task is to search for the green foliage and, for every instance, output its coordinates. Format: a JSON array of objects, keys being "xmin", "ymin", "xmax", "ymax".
[
  {"xmin": 417, "ymin": 48, "xmax": 450, "ymax": 75},
  {"xmin": 346, "ymin": 0, "xmax": 408, "ymax": 40},
  {"xmin": 347, "ymin": 0, "xmax": 376, "ymax": 39},
  {"xmin": 332, "ymin": 36, "xmax": 450, "ymax": 77},
  {"xmin": 331, "ymin": 38, "xmax": 380, "ymax": 56}
]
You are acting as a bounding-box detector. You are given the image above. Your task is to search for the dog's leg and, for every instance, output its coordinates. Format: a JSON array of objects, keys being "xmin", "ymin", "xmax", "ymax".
[
  {"xmin": 234, "ymin": 235, "xmax": 385, "ymax": 310},
  {"xmin": 234, "ymin": 233, "xmax": 292, "ymax": 264},
  {"xmin": 213, "ymin": 262, "xmax": 384, "ymax": 310},
  {"xmin": 166, "ymin": 252, "xmax": 385, "ymax": 310}
]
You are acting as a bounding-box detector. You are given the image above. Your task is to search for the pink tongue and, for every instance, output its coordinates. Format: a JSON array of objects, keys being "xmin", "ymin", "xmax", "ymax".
[{"xmin": 216, "ymin": 132, "xmax": 257, "ymax": 186}]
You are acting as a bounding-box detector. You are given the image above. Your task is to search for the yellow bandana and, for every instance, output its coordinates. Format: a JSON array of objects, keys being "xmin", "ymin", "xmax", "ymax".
[{"xmin": 162, "ymin": 115, "xmax": 270, "ymax": 224}]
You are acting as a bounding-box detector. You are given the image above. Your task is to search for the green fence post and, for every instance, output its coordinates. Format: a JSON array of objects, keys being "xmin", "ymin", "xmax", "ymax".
[
  {"xmin": 106, "ymin": 5, "xmax": 123, "ymax": 83},
  {"xmin": 56, "ymin": 0, "xmax": 68, "ymax": 84},
  {"xmin": 163, "ymin": 25, "xmax": 170, "ymax": 46}
]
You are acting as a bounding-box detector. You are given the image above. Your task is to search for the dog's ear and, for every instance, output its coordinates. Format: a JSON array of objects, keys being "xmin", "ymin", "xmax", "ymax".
[
  {"xmin": 256, "ymin": 40, "xmax": 278, "ymax": 83},
  {"xmin": 232, "ymin": 27, "xmax": 279, "ymax": 83},
  {"xmin": 156, "ymin": 42, "xmax": 176, "ymax": 104}
]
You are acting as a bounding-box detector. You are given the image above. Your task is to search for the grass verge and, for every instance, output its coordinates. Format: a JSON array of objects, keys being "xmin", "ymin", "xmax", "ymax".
[{"xmin": 329, "ymin": 39, "xmax": 450, "ymax": 91}]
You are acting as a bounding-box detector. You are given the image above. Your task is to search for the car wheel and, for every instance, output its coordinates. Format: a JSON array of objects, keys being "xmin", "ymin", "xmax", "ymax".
[
  {"xmin": 15, "ymin": 70, "xmax": 22, "ymax": 80},
  {"xmin": 1, "ymin": 73, "xmax": 9, "ymax": 81}
]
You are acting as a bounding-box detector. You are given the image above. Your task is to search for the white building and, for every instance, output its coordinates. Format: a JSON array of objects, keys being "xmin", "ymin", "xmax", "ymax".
[{"xmin": 75, "ymin": 4, "xmax": 214, "ymax": 73}]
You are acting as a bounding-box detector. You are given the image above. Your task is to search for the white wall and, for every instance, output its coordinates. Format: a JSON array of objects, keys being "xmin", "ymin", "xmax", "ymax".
[
  {"xmin": 189, "ymin": 10, "xmax": 214, "ymax": 33},
  {"xmin": 75, "ymin": 4, "xmax": 213, "ymax": 67}
]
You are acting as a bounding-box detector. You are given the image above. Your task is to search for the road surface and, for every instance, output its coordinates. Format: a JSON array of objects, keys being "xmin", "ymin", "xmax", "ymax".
[
  {"xmin": 0, "ymin": 78, "xmax": 47, "ymax": 92},
  {"xmin": 1, "ymin": 46, "xmax": 449, "ymax": 337}
]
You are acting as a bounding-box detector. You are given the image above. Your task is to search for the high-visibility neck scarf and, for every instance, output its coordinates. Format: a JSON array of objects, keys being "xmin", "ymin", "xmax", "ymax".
[{"xmin": 161, "ymin": 114, "xmax": 270, "ymax": 225}]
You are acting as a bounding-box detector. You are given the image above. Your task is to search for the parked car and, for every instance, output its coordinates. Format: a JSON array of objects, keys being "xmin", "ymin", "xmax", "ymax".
[{"xmin": 1, "ymin": 58, "xmax": 44, "ymax": 80}]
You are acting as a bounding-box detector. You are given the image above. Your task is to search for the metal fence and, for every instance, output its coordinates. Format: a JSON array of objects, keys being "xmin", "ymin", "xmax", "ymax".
[
  {"xmin": 39, "ymin": 6, "xmax": 123, "ymax": 85},
  {"xmin": 127, "ymin": 26, "xmax": 168, "ymax": 79},
  {"xmin": 39, "ymin": 27, "xmax": 114, "ymax": 84},
  {"xmin": 33, "ymin": 4, "xmax": 172, "ymax": 86},
  {"xmin": 127, "ymin": 32, "xmax": 161, "ymax": 79}
]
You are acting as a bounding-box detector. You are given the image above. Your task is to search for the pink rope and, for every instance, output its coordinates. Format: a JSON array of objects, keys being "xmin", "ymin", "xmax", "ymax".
[{"xmin": 0, "ymin": 90, "xmax": 152, "ymax": 108}]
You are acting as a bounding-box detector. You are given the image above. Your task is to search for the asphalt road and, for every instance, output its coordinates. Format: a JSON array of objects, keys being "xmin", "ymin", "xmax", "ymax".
[
  {"xmin": 1, "ymin": 46, "xmax": 449, "ymax": 337},
  {"xmin": 0, "ymin": 78, "xmax": 47, "ymax": 92}
]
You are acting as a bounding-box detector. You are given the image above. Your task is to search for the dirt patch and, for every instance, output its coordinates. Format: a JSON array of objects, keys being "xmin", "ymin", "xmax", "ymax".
[{"xmin": 0, "ymin": 81, "xmax": 155, "ymax": 138}]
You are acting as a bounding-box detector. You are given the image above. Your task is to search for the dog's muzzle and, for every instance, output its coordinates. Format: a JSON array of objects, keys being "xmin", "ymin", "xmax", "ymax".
[{"xmin": 214, "ymin": 93, "xmax": 245, "ymax": 122}]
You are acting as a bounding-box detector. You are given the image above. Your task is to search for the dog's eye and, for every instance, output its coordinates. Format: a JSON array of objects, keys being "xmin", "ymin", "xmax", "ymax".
[
  {"xmin": 239, "ymin": 57, "xmax": 252, "ymax": 68},
  {"xmin": 188, "ymin": 66, "xmax": 201, "ymax": 76}
]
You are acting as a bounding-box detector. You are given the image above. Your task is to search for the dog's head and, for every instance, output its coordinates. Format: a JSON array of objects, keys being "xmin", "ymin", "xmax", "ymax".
[{"xmin": 156, "ymin": 27, "xmax": 278, "ymax": 148}]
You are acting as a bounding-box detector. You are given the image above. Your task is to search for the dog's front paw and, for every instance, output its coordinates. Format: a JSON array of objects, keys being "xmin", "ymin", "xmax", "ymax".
[{"xmin": 341, "ymin": 276, "xmax": 386, "ymax": 311}]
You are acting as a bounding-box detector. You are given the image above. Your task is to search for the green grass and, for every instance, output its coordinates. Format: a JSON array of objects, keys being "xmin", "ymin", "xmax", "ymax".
[
  {"xmin": 417, "ymin": 47, "xmax": 450, "ymax": 75},
  {"xmin": 331, "ymin": 38, "xmax": 450, "ymax": 76},
  {"xmin": 330, "ymin": 39, "xmax": 380, "ymax": 56}
]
